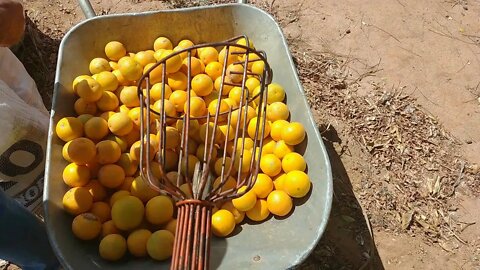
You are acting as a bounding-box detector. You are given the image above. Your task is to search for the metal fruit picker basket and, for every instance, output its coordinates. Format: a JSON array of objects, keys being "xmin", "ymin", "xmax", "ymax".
[{"xmin": 43, "ymin": 0, "xmax": 333, "ymax": 269}]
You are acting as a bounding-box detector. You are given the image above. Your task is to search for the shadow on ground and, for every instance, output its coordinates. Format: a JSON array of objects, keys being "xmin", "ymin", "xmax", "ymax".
[
  {"xmin": 13, "ymin": 15, "xmax": 60, "ymax": 109},
  {"xmin": 299, "ymin": 125, "xmax": 384, "ymax": 270}
]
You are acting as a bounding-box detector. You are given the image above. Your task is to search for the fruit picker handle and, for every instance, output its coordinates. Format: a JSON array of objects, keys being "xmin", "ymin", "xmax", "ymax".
[{"xmin": 78, "ymin": 0, "xmax": 96, "ymax": 19}]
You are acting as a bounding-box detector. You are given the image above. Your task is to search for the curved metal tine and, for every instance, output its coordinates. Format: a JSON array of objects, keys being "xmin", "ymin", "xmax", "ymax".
[
  {"xmin": 159, "ymin": 67, "xmax": 185, "ymax": 199},
  {"xmin": 138, "ymin": 83, "xmax": 146, "ymax": 179},
  {"xmin": 246, "ymin": 70, "xmax": 268, "ymax": 191},
  {"xmin": 159, "ymin": 64, "xmax": 168, "ymax": 170},
  {"xmin": 222, "ymin": 59, "xmax": 269, "ymax": 201},
  {"xmin": 235, "ymin": 45, "xmax": 254, "ymax": 189},
  {"xmin": 185, "ymin": 52, "xmax": 193, "ymax": 198},
  {"xmin": 216, "ymin": 60, "xmax": 252, "ymax": 201},
  {"xmin": 175, "ymin": 114, "xmax": 189, "ymax": 199},
  {"xmin": 202, "ymin": 114, "xmax": 210, "ymax": 166},
  {"xmin": 206, "ymin": 107, "xmax": 234, "ymax": 201},
  {"xmin": 143, "ymin": 78, "xmax": 157, "ymax": 189},
  {"xmin": 222, "ymin": 44, "xmax": 248, "ymax": 192},
  {"xmin": 143, "ymin": 77, "xmax": 184, "ymax": 198},
  {"xmin": 230, "ymin": 46, "xmax": 252, "ymax": 192},
  {"xmin": 201, "ymin": 43, "xmax": 236, "ymax": 199},
  {"xmin": 139, "ymin": 79, "xmax": 162, "ymax": 193},
  {"xmin": 222, "ymin": 44, "xmax": 242, "ymax": 181},
  {"xmin": 210, "ymin": 46, "xmax": 255, "ymax": 201},
  {"xmin": 185, "ymin": 50, "xmax": 205, "ymax": 200},
  {"xmin": 205, "ymin": 43, "xmax": 234, "ymax": 201},
  {"xmin": 143, "ymin": 63, "xmax": 183, "ymax": 199}
]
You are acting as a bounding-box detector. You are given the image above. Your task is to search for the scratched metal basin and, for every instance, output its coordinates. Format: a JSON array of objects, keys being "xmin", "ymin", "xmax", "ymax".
[{"xmin": 44, "ymin": 2, "xmax": 333, "ymax": 269}]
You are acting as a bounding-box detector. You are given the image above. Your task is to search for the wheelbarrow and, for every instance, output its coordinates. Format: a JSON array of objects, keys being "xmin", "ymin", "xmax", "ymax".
[{"xmin": 43, "ymin": 0, "xmax": 333, "ymax": 269}]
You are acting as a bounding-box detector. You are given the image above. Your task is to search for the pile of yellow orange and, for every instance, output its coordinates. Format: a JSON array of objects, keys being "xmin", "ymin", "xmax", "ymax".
[{"xmin": 55, "ymin": 36, "xmax": 310, "ymax": 262}]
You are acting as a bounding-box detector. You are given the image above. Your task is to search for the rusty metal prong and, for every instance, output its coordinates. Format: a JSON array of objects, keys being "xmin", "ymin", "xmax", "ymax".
[
  {"xmin": 192, "ymin": 204, "xmax": 201, "ymax": 269},
  {"xmin": 198, "ymin": 205, "xmax": 206, "ymax": 270},
  {"xmin": 177, "ymin": 114, "xmax": 189, "ymax": 199},
  {"xmin": 220, "ymin": 108, "xmax": 233, "ymax": 180},
  {"xmin": 184, "ymin": 203, "xmax": 194, "ymax": 268},
  {"xmin": 233, "ymin": 58, "xmax": 263, "ymax": 65},
  {"xmin": 138, "ymin": 85, "xmax": 145, "ymax": 178},
  {"xmin": 157, "ymin": 63, "xmax": 168, "ymax": 170},
  {"xmin": 197, "ymin": 113, "xmax": 211, "ymax": 200},
  {"xmin": 205, "ymin": 107, "xmax": 234, "ymax": 201},
  {"xmin": 160, "ymin": 63, "xmax": 168, "ymax": 170},
  {"xmin": 144, "ymin": 77, "xmax": 155, "ymax": 186},
  {"xmin": 185, "ymin": 51, "xmax": 192, "ymax": 170},
  {"xmin": 223, "ymin": 81, "xmax": 243, "ymax": 87},
  {"xmin": 232, "ymin": 52, "xmax": 253, "ymax": 191}
]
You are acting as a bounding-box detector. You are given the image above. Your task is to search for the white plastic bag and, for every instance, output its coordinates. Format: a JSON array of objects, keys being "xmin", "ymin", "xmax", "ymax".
[{"xmin": 0, "ymin": 47, "xmax": 49, "ymax": 213}]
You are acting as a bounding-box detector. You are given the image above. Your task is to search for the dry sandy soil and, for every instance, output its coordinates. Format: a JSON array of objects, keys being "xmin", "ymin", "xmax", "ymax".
[{"xmin": 3, "ymin": 0, "xmax": 479, "ymax": 269}]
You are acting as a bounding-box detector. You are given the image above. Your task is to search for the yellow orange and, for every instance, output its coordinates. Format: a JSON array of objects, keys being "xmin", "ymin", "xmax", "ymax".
[
  {"xmin": 180, "ymin": 56, "xmax": 204, "ymax": 76},
  {"xmin": 146, "ymin": 230, "xmax": 174, "ymax": 261},
  {"xmin": 63, "ymin": 163, "xmax": 90, "ymax": 187},
  {"xmin": 199, "ymin": 47, "xmax": 218, "ymax": 65},
  {"xmin": 84, "ymin": 180, "xmax": 107, "ymax": 202},
  {"xmin": 72, "ymin": 213, "xmax": 102, "ymax": 240},
  {"xmin": 84, "ymin": 117, "xmax": 109, "ymax": 141},
  {"xmin": 74, "ymin": 98, "xmax": 98, "ymax": 115},
  {"xmin": 226, "ymin": 64, "xmax": 244, "ymax": 83},
  {"xmin": 270, "ymin": 120, "xmax": 289, "ymax": 141},
  {"xmin": 246, "ymin": 199, "xmax": 270, "ymax": 222},
  {"xmin": 118, "ymin": 56, "xmax": 142, "ymax": 81},
  {"xmin": 96, "ymin": 71, "xmax": 119, "ymax": 92},
  {"xmin": 259, "ymin": 154, "xmax": 281, "ymax": 177},
  {"xmin": 98, "ymin": 164, "xmax": 125, "ymax": 188},
  {"xmin": 96, "ymin": 91, "xmax": 119, "ymax": 112},
  {"xmin": 90, "ymin": 201, "xmax": 111, "ymax": 223},
  {"xmin": 167, "ymin": 72, "xmax": 188, "ymax": 91},
  {"xmin": 89, "ymin": 58, "xmax": 111, "ymax": 74},
  {"xmin": 221, "ymin": 201, "xmax": 244, "ymax": 224},
  {"xmin": 116, "ymin": 153, "xmax": 138, "ymax": 176},
  {"xmin": 96, "ymin": 140, "xmax": 122, "ymax": 164},
  {"xmin": 119, "ymin": 86, "xmax": 140, "ymax": 108},
  {"xmin": 62, "ymin": 187, "xmax": 93, "ymax": 215},
  {"xmin": 252, "ymin": 173, "xmax": 273, "ymax": 199},
  {"xmin": 105, "ymin": 41, "xmax": 127, "ymax": 61},
  {"xmin": 56, "ymin": 117, "xmax": 84, "ymax": 142},
  {"xmin": 266, "ymin": 102, "xmax": 289, "ymax": 121},
  {"xmin": 127, "ymin": 229, "xmax": 152, "ymax": 257},
  {"xmin": 131, "ymin": 176, "xmax": 160, "ymax": 203},
  {"xmin": 101, "ymin": 220, "xmax": 121, "ymax": 238},
  {"xmin": 111, "ymin": 195, "xmax": 144, "ymax": 231},
  {"xmin": 281, "ymin": 122, "xmax": 306, "ymax": 146},
  {"xmin": 145, "ymin": 195, "xmax": 174, "ymax": 225},
  {"xmin": 99, "ymin": 234, "xmax": 127, "ymax": 261},
  {"xmin": 211, "ymin": 209, "xmax": 236, "ymax": 237},
  {"xmin": 108, "ymin": 112, "xmax": 133, "ymax": 136},
  {"xmin": 267, "ymin": 190, "xmax": 292, "ymax": 216},
  {"xmin": 191, "ymin": 74, "xmax": 213, "ymax": 96},
  {"xmin": 284, "ymin": 170, "xmax": 311, "ymax": 198},
  {"xmin": 232, "ymin": 186, "xmax": 256, "ymax": 212},
  {"xmin": 65, "ymin": 137, "xmax": 96, "ymax": 165},
  {"xmin": 154, "ymin": 37, "xmax": 173, "ymax": 51}
]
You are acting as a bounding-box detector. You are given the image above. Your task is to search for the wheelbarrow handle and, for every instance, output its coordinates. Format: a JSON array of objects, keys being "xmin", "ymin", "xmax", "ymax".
[{"xmin": 78, "ymin": 0, "xmax": 247, "ymax": 19}]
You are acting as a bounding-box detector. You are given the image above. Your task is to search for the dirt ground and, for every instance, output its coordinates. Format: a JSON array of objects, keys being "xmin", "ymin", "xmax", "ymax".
[{"xmin": 4, "ymin": 0, "xmax": 479, "ymax": 269}]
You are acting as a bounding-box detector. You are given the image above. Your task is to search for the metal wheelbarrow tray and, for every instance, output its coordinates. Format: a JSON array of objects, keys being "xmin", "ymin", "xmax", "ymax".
[{"xmin": 44, "ymin": 3, "xmax": 333, "ymax": 269}]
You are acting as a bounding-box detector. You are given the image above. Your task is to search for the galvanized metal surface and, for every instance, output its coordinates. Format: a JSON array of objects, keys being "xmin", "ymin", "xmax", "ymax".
[{"xmin": 44, "ymin": 3, "xmax": 333, "ymax": 270}]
